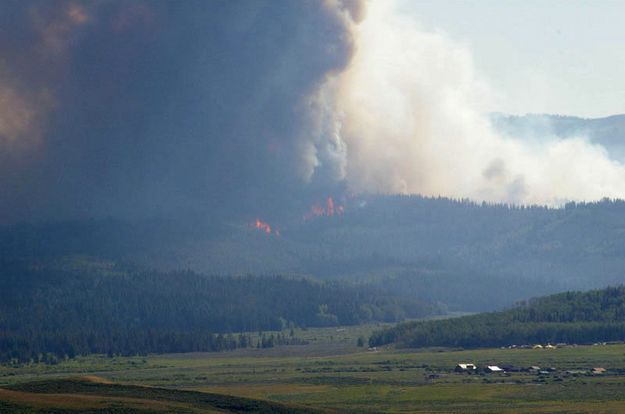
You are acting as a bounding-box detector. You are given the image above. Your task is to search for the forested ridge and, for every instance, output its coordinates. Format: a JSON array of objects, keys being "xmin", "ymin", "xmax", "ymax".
[
  {"xmin": 4, "ymin": 196, "xmax": 625, "ymax": 361},
  {"xmin": 369, "ymin": 286, "xmax": 625, "ymax": 349},
  {"xmin": 4, "ymin": 195, "xmax": 625, "ymax": 311},
  {"xmin": 0, "ymin": 258, "xmax": 439, "ymax": 363}
]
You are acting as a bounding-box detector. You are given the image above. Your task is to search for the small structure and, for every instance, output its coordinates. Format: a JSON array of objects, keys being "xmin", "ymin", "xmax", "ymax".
[
  {"xmin": 565, "ymin": 369, "xmax": 587, "ymax": 376},
  {"xmin": 455, "ymin": 363, "xmax": 477, "ymax": 373},
  {"xmin": 485, "ymin": 365, "xmax": 504, "ymax": 373},
  {"xmin": 545, "ymin": 344, "xmax": 557, "ymax": 350},
  {"xmin": 532, "ymin": 344, "xmax": 543, "ymax": 349},
  {"xmin": 526, "ymin": 366, "xmax": 541, "ymax": 372},
  {"xmin": 592, "ymin": 367, "xmax": 606, "ymax": 375}
]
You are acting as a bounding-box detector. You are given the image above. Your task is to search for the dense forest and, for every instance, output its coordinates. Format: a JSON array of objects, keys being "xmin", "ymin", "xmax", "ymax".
[
  {"xmin": 369, "ymin": 286, "xmax": 625, "ymax": 349},
  {"xmin": 4, "ymin": 195, "xmax": 625, "ymax": 361},
  {"xmin": 3, "ymin": 196, "xmax": 625, "ymax": 310},
  {"xmin": 0, "ymin": 258, "xmax": 439, "ymax": 363}
]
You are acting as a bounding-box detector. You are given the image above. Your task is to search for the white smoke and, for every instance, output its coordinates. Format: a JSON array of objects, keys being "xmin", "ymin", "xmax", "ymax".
[{"xmin": 316, "ymin": 0, "xmax": 625, "ymax": 205}]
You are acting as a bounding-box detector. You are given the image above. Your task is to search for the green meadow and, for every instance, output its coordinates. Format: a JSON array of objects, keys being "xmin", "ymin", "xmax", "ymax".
[{"xmin": 3, "ymin": 325, "xmax": 625, "ymax": 413}]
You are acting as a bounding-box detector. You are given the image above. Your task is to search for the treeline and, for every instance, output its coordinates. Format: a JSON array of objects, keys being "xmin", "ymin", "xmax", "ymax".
[
  {"xmin": 6, "ymin": 196, "xmax": 625, "ymax": 312},
  {"xmin": 0, "ymin": 258, "xmax": 440, "ymax": 363},
  {"xmin": 369, "ymin": 286, "xmax": 625, "ymax": 349},
  {"xmin": 0, "ymin": 330, "xmax": 305, "ymax": 366}
]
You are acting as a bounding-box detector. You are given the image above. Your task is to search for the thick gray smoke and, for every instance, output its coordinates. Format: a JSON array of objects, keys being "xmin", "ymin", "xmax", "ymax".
[
  {"xmin": 0, "ymin": 0, "xmax": 362, "ymax": 223},
  {"xmin": 2, "ymin": 0, "xmax": 625, "ymax": 225}
]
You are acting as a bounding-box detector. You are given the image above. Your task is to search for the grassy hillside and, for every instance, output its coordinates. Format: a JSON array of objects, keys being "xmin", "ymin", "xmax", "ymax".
[
  {"xmin": 0, "ymin": 377, "xmax": 327, "ymax": 413},
  {"xmin": 370, "ymin": 286, "xmax": 625, "ymax": 349},
  {"xmin": 5, "ymin": 339, "xmax": 625, "ymax": 413}
]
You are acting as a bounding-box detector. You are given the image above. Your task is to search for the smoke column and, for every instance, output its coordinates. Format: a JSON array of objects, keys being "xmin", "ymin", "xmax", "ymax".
[
  {"xmin": 2, "ymin": 0, "xmax": 625, "ymax": 225},
  {"xmin": 326, "ymin": 1, "xmax": 625, "ymax": 205},
  {"xmin": 0, "ymin": 0, "xmax": 363, "ymax": 223}
]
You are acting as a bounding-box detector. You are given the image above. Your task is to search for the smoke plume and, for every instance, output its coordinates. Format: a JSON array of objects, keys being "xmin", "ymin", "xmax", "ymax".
[
  {"xmin": 0, "ymin": 0, "xmax": 362, "ymax": 223},
  {"xmin": 2, "ymin": 0, "xmax": 625, "ymax": 224},
  {"xmin": 325, "ymin": 1, "xmax": 625, "ymax": 205}
]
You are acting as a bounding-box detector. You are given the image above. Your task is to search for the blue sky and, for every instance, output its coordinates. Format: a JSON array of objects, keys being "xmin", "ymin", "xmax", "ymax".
[{"xmin": 399, "ymin": 0, "xmax": 625, "ymax": 118}]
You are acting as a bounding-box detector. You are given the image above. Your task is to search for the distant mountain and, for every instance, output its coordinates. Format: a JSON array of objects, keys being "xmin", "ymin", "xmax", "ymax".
[
  {"xmin": 491, "ymin": 113, "xmax": 625, "ymax": 161},
  {"xmin": 370, "ymin": 286, "xmax": 625, "ymax": 349}
]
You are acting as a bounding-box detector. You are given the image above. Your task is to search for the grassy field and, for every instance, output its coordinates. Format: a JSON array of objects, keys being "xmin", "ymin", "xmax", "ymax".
[{"xmin": 3, "ymin": 325, "xmax": 625, "ymax": 413}]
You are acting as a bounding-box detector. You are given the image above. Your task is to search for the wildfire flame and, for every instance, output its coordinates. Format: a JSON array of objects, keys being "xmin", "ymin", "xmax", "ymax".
[
  {"xmin": 304, "ymin": 197, "xmax": 345, "ymax": 220},
  {"xmin": 253, "ymin": 218, "xmax": 272, "ymax": 234},
  {"xmin": 327, "ymin": 197, "xmax": 334, "ymax": 216}
]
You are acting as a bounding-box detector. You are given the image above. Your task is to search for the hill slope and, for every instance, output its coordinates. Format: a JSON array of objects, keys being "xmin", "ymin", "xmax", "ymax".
[
  {"xmin": 0, "ymin": 377, "xmax": 328, "ymax": 413},
  {"xmin": 6, "ymin": 196, "xmax": 625, "ymax": 310},
  {"xmin": 0, "ymin": 258, "xmax": 439, "ymax": 363},
  {"xmin": 370, "ymin": 286, "xmax": 625, "ymax": 349}
]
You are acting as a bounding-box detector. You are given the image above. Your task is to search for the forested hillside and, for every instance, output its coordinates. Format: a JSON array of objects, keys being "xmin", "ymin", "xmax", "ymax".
[
  {"xmin": 369, "ymin": 286, "xmax": 625, "ymax": 349},
  {"xmin": 0, "ymin": 258, "xmax": 439, "ymax": 363},
  {"xmin": 3, "ymin": 196, "xmax": 625, "ymax": 311}
]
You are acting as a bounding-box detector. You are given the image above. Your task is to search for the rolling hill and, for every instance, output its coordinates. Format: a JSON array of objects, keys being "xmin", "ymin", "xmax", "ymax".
[
  {"xmin": 369, "ymin": 286, "xmax": 625, "ymax": 349},
  {"xmin": 0, "ymin": 257, "xmax": 439, "ymax": 363},
  {"xmin": 0, "ymin": 376, "xmax": 328, "ymax": 413}
]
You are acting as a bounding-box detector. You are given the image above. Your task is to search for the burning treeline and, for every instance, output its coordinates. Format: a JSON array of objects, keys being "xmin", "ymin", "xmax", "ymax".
[
  {"xmin": 304, "ymin": 197, "xmax": 345, "ymax": 220},
  {"xmin": 252, "ymin": 218, "xmax": 282, "ymax": 236},
  {"xmin": 253, "ymin": 218, "xmax": 273, "ymax": 234},
  {"xmin": 251, "ymin": 197, "xmax": 346, "ymax": 235}
]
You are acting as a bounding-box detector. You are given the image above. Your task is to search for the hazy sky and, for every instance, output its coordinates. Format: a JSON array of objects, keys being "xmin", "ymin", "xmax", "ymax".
[{"xmin": 399, "ymin": 0, "xmax": 625, "ymax": 118}]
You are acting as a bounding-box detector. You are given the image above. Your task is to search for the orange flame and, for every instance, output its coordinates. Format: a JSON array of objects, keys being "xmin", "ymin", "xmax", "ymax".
[
  {"xmin": 254, "ymin": 218, "xmax": 272, "ymax": 234},
  {"xmin": 304, "ymin": 197, "xmax": 345, "ymax": 220},
  {"xmin": 326, "ymin": 197, "xmax": 334, "ymax": 216}
]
